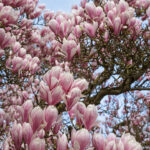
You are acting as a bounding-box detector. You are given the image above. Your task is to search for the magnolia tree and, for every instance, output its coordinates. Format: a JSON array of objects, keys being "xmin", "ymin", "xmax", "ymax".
[{"xmin": 0, "ymin": 0, "xmax": 150, "ymax": 149}]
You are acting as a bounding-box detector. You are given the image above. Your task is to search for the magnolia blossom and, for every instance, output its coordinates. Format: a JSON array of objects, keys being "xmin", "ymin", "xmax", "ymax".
[
  {"xmin": 71, "ymin": 128, "xmax": 90, "ymax": 150},
  {"xmin": 29, "ymin": 138, "xmax": 45, "ymax": 150},
  {"xmin": 11, "ymin": 122, "xmax": 22, "ymax": 149},
  {"xmin": 57, "ymin": 134, "xmax": 68, "ymax": 150}
]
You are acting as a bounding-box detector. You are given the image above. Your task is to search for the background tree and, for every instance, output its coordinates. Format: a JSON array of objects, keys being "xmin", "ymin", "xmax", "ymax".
[{"xmin": 0, "ymin": 0, "xmax": 149, "ymax": 149}]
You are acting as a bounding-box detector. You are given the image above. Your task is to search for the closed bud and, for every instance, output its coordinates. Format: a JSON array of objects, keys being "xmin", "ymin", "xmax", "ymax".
[
  {"xmin": 44, "ymin": 106, "xmax": 58, "ymax": 131},
  {"xmin": 83, "ymin": 105, "xmax": 98, "ymax": 130},
  {"xmin": 22, "ymin": 100, "xmax": 33, "ymax": 122},
  {"xmin": 93, "ymin": 133, "xmax": 105, "ymax": 150},
  {"xmin": 22, "ymin": 122, "xmax": 33, "ymax": 145},
  {"xmin": 30, "ymin": 106, "xmax": 44, "ymax": 132},
  {"xmin": 57, "ymin": 134, "xmax": 68, "ymax": 150},
  {"xmin": 29, "ymin": 138, "xmax": 45, "ymax": 150},
  {"xmin": 11, "ymin": 122, "xmax": 22, "ymax": 149},
  {"xmin": 71, "ymin": 129, "xmax": 90, "ymax": 150}
]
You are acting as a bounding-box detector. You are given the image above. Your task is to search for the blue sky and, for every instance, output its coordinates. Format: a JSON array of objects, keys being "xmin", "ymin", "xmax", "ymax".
[{"xmin": 39, "ymin": 0, "xmax": 81, "ymax": 12}]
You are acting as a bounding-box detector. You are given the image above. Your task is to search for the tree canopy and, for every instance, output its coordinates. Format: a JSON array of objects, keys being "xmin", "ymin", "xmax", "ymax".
[{"xmin": 0, "ymin": 0, "xmax": 150, "ymax": 149}]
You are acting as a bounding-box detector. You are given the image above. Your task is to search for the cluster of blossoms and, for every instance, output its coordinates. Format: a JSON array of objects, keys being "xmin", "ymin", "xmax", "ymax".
[
  {"xmin": 40, "ymin": 65, "xmax": 88, "ymax": 110},
  {"xmin": 4, "ymin": 121, "xmax": 142, "ymax": 150},
  {"xmin": 0, "ymin": 65, "xmax": 142, "ymax": 150}
]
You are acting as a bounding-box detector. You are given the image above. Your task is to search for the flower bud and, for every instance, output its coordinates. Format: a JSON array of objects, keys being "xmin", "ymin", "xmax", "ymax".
[
  {"xmin": 71, "ymin": 129, "xmax": 90, "ymax": 150},
  {"xmin": 57, "ymin": 134, "xmax": 68, "ymax": 150},
  {"xmin": 22, "ymin": 122, "xmax": 33, "ymax": 145},
  {"xmin": 29, "ymin": 138, "xmax": 45, "ymax": 150},
  {"xmin": 44, "ymin": 106, "xmax": 58, "ymax": 131}
]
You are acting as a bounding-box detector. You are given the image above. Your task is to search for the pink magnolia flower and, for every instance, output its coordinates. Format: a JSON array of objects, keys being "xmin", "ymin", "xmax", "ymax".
[
  {"xmin": 0, "ymin": 109, "xmax": 5, "ymax": 126},
  {"xmin": 49, "ymin": 19, "xmax": 60, "ymax": 34},
  {"xmin": 40, "ymin": 81, "xmax": 64, "ymax": 105},
  {"xmin": 50, "ymin": 86, "xmax": 64, "ymax": 105},
  {"xmin": 59, "ymin": 72, "xmax": 74, "ymax": 93},
  {"xmin": 146, "ymin": 6, "xmax": 150, "ymax": 17},
  {"xmin": 3, "ymin": 137, "xmax": 10, "ymax": 150},
  {"xmin": 74, "ymin": 25, "xmax": 82, "ymax": 38},
  {"xmin": 30, "ymin": 106, "xmax": 45, "ymax": 133},
  {"xmin": 18, "ymin": 48, "xmax": 26, "ymax": 58},
  {"xmin": 118, "ymin": 0, "xmax": 129, "ymax": 13},
  {"xmin": 71, "ymin": 78, "xmax": 89, "ymax": 92},
  {"xmin": 85, "ymin": 2, "xmax": 96, "ymax": 19},
  {"xmin": 121, "ymin": 133, "xmax": 142, "ymax": 150},
  {"xmin": 62, "ymin": 39, "xmax": 79, "ymax": 60},
  {"xmin": 0, "ymin": 6, "xmax": 19, "ymax": 25},
  {"xmin": 40, "ymin": 81, "xmax": 50, "ymax": 102},
  {"xmin": 120, "ymin": 11, "xmax": 129, "ymax": 25},
  {"xmin": 29, "ymin": 138, "xmax": 45, "ymax": 150},
  {"xmin": 71, "ymin": 128, "xmax": 90, "ymax": 150},
  {"xmin": 65, "ymin": 87, "xmax": 81, "ymax": 110},
  {"xmin": 43, "ymin": 66, "xmax": 62, "ymax": 90},
  {"xmin": 57, "ymin": 134, "xmax": 68, "ymax": 150},
  {"xmin": 104, "ymin": 30, "xmax": 109, "ymax": 42},
  {"xmin": 53, "ymin": 115, "xmax": 62, "ymax": 134},
  {"xmin": 75, "ymin": 102, "xmax": 86, "ymax": 125},
  {"xmin": 22, "ymin": 100, "xmax": 33, "ymax": 122},
  {"xmin": 59, "ymin": 20, "xmax": 72, "ymax": 37},
  {"xmin": 83, "ymin": 105, "xmax": 98, "ymax": 130},
  {"xmin": 12, "ymin": 56, "xmax": 23, "ymax": 72},
  {"xmin": 43, "ymin": 72, "xmax": 58, "ymax": 90},
  {"xmin": 105, "ymin": 140, "xmax": 117, "ymax": 150},
  {"xmin": 44, "ymin": 10, "xmax": 54, "ymax": 22},
  {"xmin": 92, "ymin": 133, "xmax": 105, "ymax": 150},
  {"xmin": 113, "ymin": 17, "xmax": 122, "ymax": 35},
  {"xmin": 37, "ymin": 129, "xmax": 45, "ymax": 139},
  {"xmin": 0, "ymin": 29, "xmax": 5, "ymax": 46},
  {"xmin": 13, "ymin": 42, "xmax": 21, "ymax": 53},
  {"xmin": 22, "ymin": 122, "xmax": 33, "ymax": 145},
  {"xmin": 11, "ymin": 122, "xmax": 22, "ymax": 149},
  {"xmin": 108, "ymin": 10, "xmax": 115, "ymax": 25},
  {"xmin": 80, "ymin": 0, "xmax": 87, "ymax": 8},
  {"xmin": 84, "ymin": 22, "xmax": 98, "ymax": 37},
  {"xmin": 44, "ymin": 106, "xmax": 58, "ymax": 131},
  {"xmin": 104, "ymin": 1, "xmax": 115, "ymax": 13}
]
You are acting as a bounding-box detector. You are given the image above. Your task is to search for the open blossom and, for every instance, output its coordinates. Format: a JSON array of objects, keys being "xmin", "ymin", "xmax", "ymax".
[
  {"xmin": 43, "ymin": 66, "xmax": 62, "ymax": 90},
  {"xmin": 59, "ymin": 72, "xmax": 74, "ymax": 93},
  {"xmin": 40, "ymin": 81, "xmax": 64, "ymax": 105},
  {"xmin": 2, "ymin": 0, "xmax": 27, "ymax": 7},
  {"xmin": 0, "ymin": 6, "xmax": 19, "ymax": 25},
  {"xmin": 83, "ymin": 22, "xmax": 98, "ymax": 37}
]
